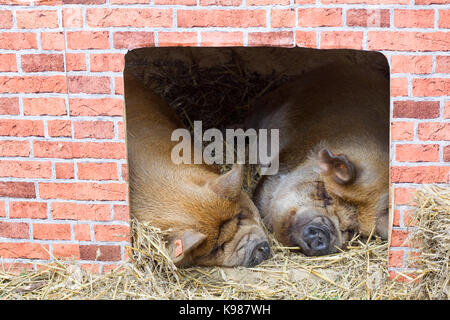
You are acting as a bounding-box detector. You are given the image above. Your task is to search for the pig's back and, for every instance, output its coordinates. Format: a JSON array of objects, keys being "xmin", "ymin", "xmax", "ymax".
[{"xmin": 246, "ymin": 62, "xmax": 389, "ymax": 169}]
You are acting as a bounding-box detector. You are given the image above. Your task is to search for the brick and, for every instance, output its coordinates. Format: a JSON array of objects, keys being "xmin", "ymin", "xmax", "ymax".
[
  {"xmin": 296, "ymin": 31, "xmax": 317, "ymax": 48},
  {"xmin": 35, "ymin": 0, "xmax": 64, "ymax": 5},
  {"xmin": 0, "ymin": 160, "xmax": 52, "ymax": 179},
  {"xmin": 10, "ymin": 202, "xmax": 47, "ymax": 219},
  {"xmin": 416, "ymin": 0, "xmax": 447, "ymax": 3},
  {"xmin": 87, "ymin": 8, "xmax": 172, "ymax": 28},
  {"xmin": 0, "ymin": 97, "xmax": 19, "ymax": 115},
  {"xmin": 41, "ymin": 32, "xmax": 64, "ymax": 50},
  {"xmin": 298, "ymin": 9, "xmax": 342, "ymax": 27},
  {"xmin": 346, "ymin": 9, "xmax": 389, "ymax": 27},
  {"xmin": 32, "ymin": 141, "xmax": 79, "ymax": 159},
  {"xmin": 0, "ymin": 262, "xmax": 34, "ymax": 274},
  {"xmin": 69, "ymin": 98, "xmax": 124, "ymax": 117},
  {"xmin": 16, "ymin": 10, "xmax": 58, "ymax": 29},
  {"xmin": 391, "ymin": 166, "xmax": 449, "ymax": 183},
  {"xmin": 436, "ymin": 56, "xmax": 450, "ymax": 74},
  {"xmin": 0, "ymin": 140, "xmax": 30, "ymax": 157},
  {"xmin": 158, "ymin": 32, "xmax": 198, "ymax": 47},
  {"xmin": 67, "ymin": 31, "xmax": 109, "ymax": 50},
  {"xmin": 294, "ymin": 0, "xmax": 315, "ymax": 3},
  {"xmin": 94, "ymin": 225, "xmax": 130, "ymax": 242},
  {"xmin": 394, "ymin": 10, "xmax": 434, "ymax": 28},
  {"xmin": 445, "ymin": 101, "xmax": 450, "ymax": 119},
  {"xmin": 102, "ymin": 264, "xmax": 124, "ymax": 273},
  {"xmin": 403, "ymin": 209, "xmax": 416, "ymax": 227},
  {"xmin": 64, "ymin": 0, "xmax": 105, "ymax": 3},
  {"xmin": 395, "ymin": 144, "xmax": 440, "ymax": 162},
  {"xmin": 0, "ymin": 119, "xmax": 44, "ymax": 137},
  {"xmin": 0, "ymin": 10, "xmax": 13, "ymax": 29},
  {"xmin": 113, "ymin": 205, "xmax": 129, "ymax": 221},
  {"xmin": 117, "ymin": 121, "xmax": 124, "ymax": 140},
  {"xmin": 388, "ymin": 270, "xmax": 418, "ymax": 284},
  {"xmin": 68, "ymin": 76, "xmax": 111, "ymax": 94},
  {"xmin": 391, "ymin": 122, "xmax": 414, "ymax": 141},
  {"xmin": 33, "ymin": 141, "xmax": 127, "ymax": 159},
  {"xmin": 390, "ymin": 55, "xmax": 433, "ymax": 74},
  {"xmin": 21, "ymin": 54, "xmax": 64, "ymax": 73},
  {"xmin": 0, "ymin": 243, "xmax": 49, "ymax": 259},
  {"xmin": 114, "ymin": 77, "xmax": 124, "ymax": 95},
  {"xmin": 392, "ymin": 209, "xmax": 401, "ymax": 227},
  {"xmin": 438, "ymin": 10, "xmax": 450, "ymax": 28},
  {"xmin": 390, "ymin": 78, "xmax": 408, "ymax": 97},
  {"xmin": 52, "ymin": 244, "xmax": 80, "ymax": 260},
  {"xmin": 271, "ymin": 9, "xmax": 296, "ymax": 28},
  {"xmin": 0, "ymin": 76, "xmax": 67, "ymax": 94},
  {"xmin": 199, "ymin": 0, "xmax": 240, "ymax": 4},
  {"xmin": 111, "ymin": 0, "xmax": 151, "ymax": 3},
  {"xmin": 23, "ymin": 98, "xmax": 66, "ymax": 116},
  {"xmin": 113, "ymin": 32, "xmax": 154, "ymax": 49},
  {"xmin": 90, "ymin": 53, "xmax": 125, "ymax": 72},
  {"xmin": 201, "ymin": 32, "xmax": 243, "ymax": 47},
  {"xmin": 51, "ymin": 202, "xmax": 110, "ymax": 221},
  {"xmin": 78, "ymin": 162, "xmax": 118, "ymax": 180},
  {"xmin": 80, "ymin": 263, "xmax": 99, "ymax": 273},
  {"xmin": 33, "ymin": 223, "xmax": 71, "ymax": 240},
  {"xmin": 0, "ymin": 32, "xmax": 37, "ymax": 50},
  {"xmin": 444, "ymin": 145, "xmax": 450, "ymax": 162},
  {"xmin": 79, "ymin": 245, "xmax": 122, "ymax": 261},
  {"xmin": 120, "ymin": 163, "xmax": 127, "ymax": 181},
  {"xmin": 390, "ymin": 229, "xmax": 409, "ymax": 247},
  {"xmin": 63, "ymin": 7, "xmax": 83, "ymax": 28},
  {"xmin": 418, "ymin": 123, "xmax": 450, "ymax": 141},
  {"xmin": 177, "ymin": 10, "xmax": 266, "ymax": 28},
  {"xmin": 48, "ymin": 120, "xmax": 72, "ymax": 138},
  {"xmin": 413, "ymin": 78, "xmax": 450, "ymax": 97},
  {"xmin": 394, "ymin": 187, "xmax": 416, "ymax": 206},
  {"xmin": 320, "ymin": 31, "xmax": 363, "ymax": 50},
  {"xmin": 248, "ymin": 32, "xmax": 294, "ymax": 47},
  {"xmin": 55, "ymin": 162, "xmax": 74, "ymax": 179},
  {"xmin": 247, "ymin": 0, "xmax": 289, "ymax": 4},
  {"xmin": 393, "ymin": 101, "xmax": 440, "ymax": 119},
  {"xmin": 0, "ymin": 54, "xmax": 17, "ymax": 72},
  {"xmin": 66, "ymin": 53, "xmax": 86, "ymax": 71},
  {"xmin": 367, "ymin": 32, "xmax": 450, "ymax": 52},
  {"xmin": 0, "ymin": 222, "xmax": 29, "ymax": 239},
  {"xmin": 73, "ymin": 121, "xmax": 115, "ymax": 139},
  {"xmin": 323, "ymin": 0, "xmax": 408, "ymax": 3},
  {"xmin": 74, "ymin": 224, "xmax": 91, "ymax": 241},
  {"xmin": 388, "ymin": 250, "xmax": 404, "ymax": 268},
  {"xmin": 39, "ymin": 182, "xmax": 127, "ymax": 201}
]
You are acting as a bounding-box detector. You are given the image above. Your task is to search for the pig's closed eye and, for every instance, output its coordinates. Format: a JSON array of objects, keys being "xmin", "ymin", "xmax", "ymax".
[{"xmin": 236, "ymin": 211, "xmax": 244, "ymax": 224}]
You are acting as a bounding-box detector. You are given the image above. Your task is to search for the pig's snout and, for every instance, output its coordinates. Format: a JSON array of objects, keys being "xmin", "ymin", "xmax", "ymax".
[
  {"xmin": 302, "ymin": 223, "xmax": 331, "ymax": 254},
  {"xmin": 291, "ymin": 213, "xmax": 337, "ymax": 256},
  {"xmin": 246, "ymin": 241, "xmax": 270, "ymax": 267}
]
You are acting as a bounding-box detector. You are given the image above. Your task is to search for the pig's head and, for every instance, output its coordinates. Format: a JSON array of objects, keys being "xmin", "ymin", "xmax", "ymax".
[
  {"xmin": 166, "ymin": 164, "xmax": 271, "ymax": 268},
  {"xmin": 257, "ymin": 143, "xmax": 388, "ymax": 257}
]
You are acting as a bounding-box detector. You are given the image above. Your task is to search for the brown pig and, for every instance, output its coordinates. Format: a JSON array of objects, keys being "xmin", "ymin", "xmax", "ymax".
[
  {"xmin": 245, "ymin": 61, "xmax": 389, "ymax": 256},
  {"xmin": 124, "ymin": 69, "xmax": 270, "ymax": 267}
]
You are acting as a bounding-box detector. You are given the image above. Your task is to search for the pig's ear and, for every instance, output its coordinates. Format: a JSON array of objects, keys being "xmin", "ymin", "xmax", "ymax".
[
  {"xmin": 317, "ymin": 149, "xmax": 356, "ymax": 185},
  {"xmin": 208, "ymin": 164, "xmax": 244, "ymax": 202},
  {"xmin": 168, "ymin": 229, "xmax": 207, "ymax": 265}
]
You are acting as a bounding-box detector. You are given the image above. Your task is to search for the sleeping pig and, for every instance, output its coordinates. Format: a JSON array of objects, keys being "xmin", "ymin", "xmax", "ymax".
[
  {"xmin": 245, "ymin": 61, "xmax": 389, "ymax": 256},
  {"xmin": 124, "ymin": 69, "xmax": 270, "ymax": 267}
]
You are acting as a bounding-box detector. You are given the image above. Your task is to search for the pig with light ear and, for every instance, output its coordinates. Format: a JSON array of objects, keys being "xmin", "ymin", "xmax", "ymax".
[
  {"xmin": 124, "ymin": 69, "xmax": 270, "ymax": 267},
  {"xmin": 245, "ymin": 61, "xmax": 390, "ymax": 256}
]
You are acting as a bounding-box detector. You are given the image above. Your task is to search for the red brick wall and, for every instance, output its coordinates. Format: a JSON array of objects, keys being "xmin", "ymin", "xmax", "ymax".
[{"xmin": 0, "ymin": 0, "xmax": 448, "ymax": 275}]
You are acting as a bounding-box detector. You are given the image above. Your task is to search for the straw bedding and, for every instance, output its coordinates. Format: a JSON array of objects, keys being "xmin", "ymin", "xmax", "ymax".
[
  {"xmin": 1, "ymin": 54, "xmax": 448, "ymax": 300},
  {"xmin": 1, "ymin": 185, "xmax": 448, "ymax": 300}
]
